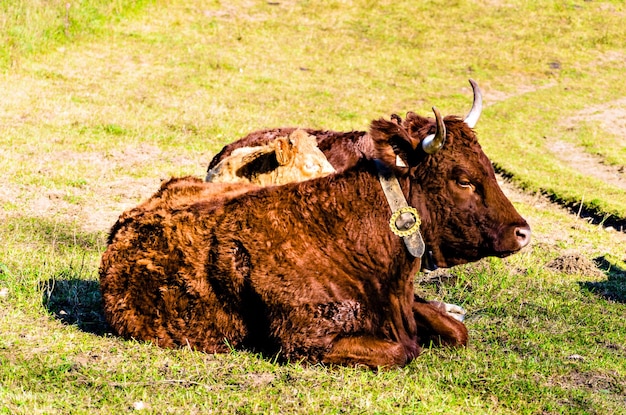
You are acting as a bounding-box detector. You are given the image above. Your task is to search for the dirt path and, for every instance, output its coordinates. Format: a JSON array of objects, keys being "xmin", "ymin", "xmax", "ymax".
[
  {"xmin": 485, "ymin": 85, "xmax": 626, "ymax": 193},
  {"xmin": 547, "ymin": 140, "xmax": 626, "ymax": 191},
  {"xmin": 555, "ymin": 97, "xmax": 626, "ymax": 190}
]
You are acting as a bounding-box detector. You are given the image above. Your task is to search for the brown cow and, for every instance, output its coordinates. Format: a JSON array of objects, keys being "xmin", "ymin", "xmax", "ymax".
[{"xmin": 100, "ymin": 82, "xmax": 530, "ymax": 368}]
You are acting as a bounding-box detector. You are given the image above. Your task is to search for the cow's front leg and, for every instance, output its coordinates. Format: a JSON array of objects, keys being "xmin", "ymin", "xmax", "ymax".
[
  {"xmin": 321, "ymin": 335, "xmax": 420, "ymax": 369},
  {"xmin": 412, "ymin": 296, "xmax": 468, "ymax": 347}
]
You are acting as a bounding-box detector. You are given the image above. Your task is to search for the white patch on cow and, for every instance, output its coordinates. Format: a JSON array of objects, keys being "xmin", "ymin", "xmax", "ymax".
[
  {"xmin": 395, "ymin": 155, "xmax": 407, "ymax": 168},
  {"xmin": 444, "ymin": 303, "xmax": 466, "ymax": 322}
]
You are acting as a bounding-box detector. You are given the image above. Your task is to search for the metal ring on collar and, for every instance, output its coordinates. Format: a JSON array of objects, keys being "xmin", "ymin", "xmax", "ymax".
[{"xmin": 389, "ymin": 206, "xmax": 421, "ymax": 237}]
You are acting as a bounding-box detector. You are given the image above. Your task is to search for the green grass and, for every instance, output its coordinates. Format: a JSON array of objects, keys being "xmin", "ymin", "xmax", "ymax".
[
  {"xmin": 1, "ymin": 0, "xmax": 626, "ymax": 413},
  {"xmin": 0, "ymin": 0, "xmax": 153, "ymax": 69},
  {"xmin": 2, "ymin": 214, "xmax": 624, "ymax": 413}
]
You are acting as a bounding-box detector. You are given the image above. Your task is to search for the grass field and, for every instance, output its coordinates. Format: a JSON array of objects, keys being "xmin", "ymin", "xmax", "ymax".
[{"xmin": 1, "ymin": 0, "xmax": 625, "ymax": 413}]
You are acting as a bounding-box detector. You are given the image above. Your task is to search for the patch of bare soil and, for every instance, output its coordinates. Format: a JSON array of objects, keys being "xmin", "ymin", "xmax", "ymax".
[
  {"xmin": 487, "ymin": 87, "xmax": 626, "ymax": 211},
  {"xmin": 547, "ymin": 369, "xmax": 624, "ymax": 395},
  {"xmin": 545, "ymin": 253, "xmax": 605, "ymax": 277},
  {"xmin": 0, "ymin": 145, "xmax": 206, "ymax": 234},
  {"xmin": 544, "ymin": 98, "xmax": 626, "ymax": 230}
]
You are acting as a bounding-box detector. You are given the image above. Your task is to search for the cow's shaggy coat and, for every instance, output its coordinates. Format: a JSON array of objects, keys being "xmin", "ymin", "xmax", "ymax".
[{"xmin": 101, "ymin": 109, "xmax": 530, "ymax": 368}]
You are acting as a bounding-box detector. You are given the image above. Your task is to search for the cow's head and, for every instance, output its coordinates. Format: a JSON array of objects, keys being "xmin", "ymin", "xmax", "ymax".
[{"xmin": 369, "ymin": 80, "xmax": 531, "ymax": 268}]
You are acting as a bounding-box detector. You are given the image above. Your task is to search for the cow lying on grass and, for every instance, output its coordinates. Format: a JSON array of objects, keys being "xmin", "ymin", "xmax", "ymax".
[
  {"xmin": 206, "ymin": 129, "xmax": 335, "ymax": 185},
  {"xmin": 101, "ymin": 81, "xmax": 531, "ymax": 368}
]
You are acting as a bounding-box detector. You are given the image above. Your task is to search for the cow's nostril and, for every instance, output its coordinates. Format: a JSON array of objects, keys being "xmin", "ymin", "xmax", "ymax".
[{"xmin": 515, "ymin": 226, "xmax": 531, "ymax": 248}]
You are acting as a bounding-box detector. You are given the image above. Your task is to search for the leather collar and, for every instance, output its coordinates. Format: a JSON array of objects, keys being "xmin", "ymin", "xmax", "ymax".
[{"xmin": 374, "ymin": 160, "xmax": 426, "ymax": 258}]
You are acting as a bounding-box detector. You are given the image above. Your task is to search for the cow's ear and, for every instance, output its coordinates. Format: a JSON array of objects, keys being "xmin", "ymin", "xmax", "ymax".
[
  {"xmin": 369, "ymin": 116, "xmax": 417, "ymax": 175},
  {"xmin": 274, "ymin": 137, "xmax": 295, "ymax": 165}
]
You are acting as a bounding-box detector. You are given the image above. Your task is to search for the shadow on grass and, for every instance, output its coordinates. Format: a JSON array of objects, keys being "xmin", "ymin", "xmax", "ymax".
[
  {"xmin": 1, "ymin": 215, "xmax": 111, "ymax": 335},
  {"xmin": 579, "ymin": 256, "xmax": 626, "ymax": 304},
  {"xmin": 43, "ymin": 274, "xmax": 110, "ymax": 336},
  {"xmin": 10, "ymin": 216, "xmax": 113, "ymax": 336}
]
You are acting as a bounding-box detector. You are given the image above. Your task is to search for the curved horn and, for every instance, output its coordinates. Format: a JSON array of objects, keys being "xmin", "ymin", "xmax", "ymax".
[
  {"xmin": 421, "ymin": 107, "xmax": 446, "ymax": 154},
  {"xmin": 463, "ymin": 79, "xmax": 483, "ymax": 128}
]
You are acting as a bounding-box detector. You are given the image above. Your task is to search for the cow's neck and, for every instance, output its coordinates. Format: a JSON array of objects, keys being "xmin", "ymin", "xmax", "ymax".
[{"xmin": 374, "ymin": 159, "xmax": 426, "ymax": 259}]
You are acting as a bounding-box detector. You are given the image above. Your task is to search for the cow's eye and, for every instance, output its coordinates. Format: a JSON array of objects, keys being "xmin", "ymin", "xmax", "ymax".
[{"xmin": 457, "ymin": 178, "xmax": 473, "ymax": 189}]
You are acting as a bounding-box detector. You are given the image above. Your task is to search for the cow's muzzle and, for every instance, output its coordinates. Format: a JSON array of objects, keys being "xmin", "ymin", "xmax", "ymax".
[
  {"xmin": 495, "ymin": 223, "xmax": 531, "ymax": 257},
  {"xmin": 515, "ymin": 224, "xmax": 531, "ymax": 249}
]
